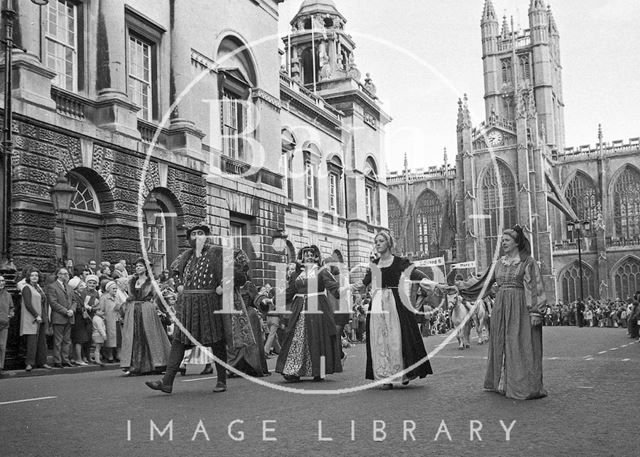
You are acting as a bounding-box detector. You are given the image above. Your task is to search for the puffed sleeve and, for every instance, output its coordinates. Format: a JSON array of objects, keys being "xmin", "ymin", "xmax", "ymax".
[{"xmin": 523, "ymin": 257, "xmax": 547, "ymax": 316}]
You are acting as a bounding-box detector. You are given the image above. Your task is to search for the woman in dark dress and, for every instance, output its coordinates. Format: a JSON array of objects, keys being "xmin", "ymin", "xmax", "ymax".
[
  {"xmin": 276, "ymin": 245, "xmax": 342, "ymax": 382},
  {"xmin": 226, "ymin": 250, "xmax": 269, "ymax": 377},
  {"xmin": 120, "ymin": 258, "xmax": 170, "ymax": 375},
  {"xmin": 357, "ymin": 231, "xmax": 436, "ymax": 390}
]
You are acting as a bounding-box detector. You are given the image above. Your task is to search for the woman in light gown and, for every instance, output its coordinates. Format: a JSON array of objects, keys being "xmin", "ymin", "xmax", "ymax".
[{"xmin": 456, "ymin": 225, "xmax": 547, "ymax": 400}]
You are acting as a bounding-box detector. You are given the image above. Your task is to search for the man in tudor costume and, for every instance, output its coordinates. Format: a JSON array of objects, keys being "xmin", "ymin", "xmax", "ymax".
[{"xmin": 146, "ymin": 222, "xmax": 231, "ymax": 394}]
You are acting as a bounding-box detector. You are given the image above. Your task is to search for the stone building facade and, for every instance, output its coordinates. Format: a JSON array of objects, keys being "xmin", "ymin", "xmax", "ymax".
[
  {"xmin": 387, "ymin": 0, "xmax": 640, "ymax": 303},
  {"xmin": 1, "ymin": 0, "xmax": 389, "ymax": 366}
]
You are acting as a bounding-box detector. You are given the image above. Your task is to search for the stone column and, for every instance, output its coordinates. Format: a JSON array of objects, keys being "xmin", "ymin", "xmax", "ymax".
[{"xmin": 94, "ymin": 0, "xmax": 140, "ymax": 138}]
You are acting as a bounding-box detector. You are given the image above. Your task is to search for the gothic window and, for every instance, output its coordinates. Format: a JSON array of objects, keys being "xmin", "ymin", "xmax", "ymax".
[
  {"xmin": 414, "ymin": 191, "xmax": 442, "ymax": 257},
  {"xmin": 613, "ymin": 257, "xmax": 640, "ymax": 300},
  {"xmin": 565, "ymin": 172, "xmax": 598, "ymax": 238},
  {"xmin": 519, "ymin": 54, "xmax": 531, "ymax": 81},
  {"xmin": 560, "ymin": 262, "xmax": 595, "ymax": 303},
  {"xmin": 501, "ymin": 58, "xmax": 512, "ymax": 85},
  {"xmin": 613, "ymin": 166, "xmax": 640, "ymax": 240},
  {"xmin": 45, "ymin": 0, "xmax": 79, "ymax": 91},
  {"xmin": 480, "ymin": 161, "xmax": 517, "ymax": 265},
  {"xmin": 387, "ymin": 195, "xmax": 404, "ymax": 253},
  {"xmin": 68, "ymin": 173, "xmax": 99, "ymax": 213}
]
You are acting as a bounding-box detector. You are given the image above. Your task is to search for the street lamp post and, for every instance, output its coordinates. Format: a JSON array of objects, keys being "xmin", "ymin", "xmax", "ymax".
[
  {"xmin": 50, "ymin": 172, "xmax": 74, "ymax": 264},
  {"xmin": 567, "ymin": 219, "xmax": 591, "ymax": 302}
]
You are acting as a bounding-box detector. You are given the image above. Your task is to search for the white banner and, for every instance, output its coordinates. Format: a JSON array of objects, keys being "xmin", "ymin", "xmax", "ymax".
[
  {"xmin": 453, "ymin": 261, "xmax": 476, "ymax": 269},
  {"xmin": 414, "ymin": 257, "xmax": 445, "ymax": 267}
]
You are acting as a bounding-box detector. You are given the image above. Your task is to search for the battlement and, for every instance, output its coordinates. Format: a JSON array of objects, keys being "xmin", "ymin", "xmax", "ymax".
[
  {"xmin": 387, "ymin": 166, "xmax": 456, "ymax": 185},
  {"xmin": 562, "ymin": 137, "xmax": 640, "ymax": 157}
]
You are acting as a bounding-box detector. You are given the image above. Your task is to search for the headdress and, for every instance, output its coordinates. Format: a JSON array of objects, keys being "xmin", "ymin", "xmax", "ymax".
[
  {"xmin": 298, "ymin": 245, "xmax": 321, "ymax": 265},
  {"xmin": 186, "ymin": 221, "xmax": 211, "ymax": 239}
]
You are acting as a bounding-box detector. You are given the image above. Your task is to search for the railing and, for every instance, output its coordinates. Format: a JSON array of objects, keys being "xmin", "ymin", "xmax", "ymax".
[
  {"xmin": 221, "ymin": 155, "xmax": 251, "ymax": 175},
  {"xmin": 279, "ymin": 72, "xmax": 343, "ymax": 119},
  {"xmin": 51, "ymin": 87, "xmax": 92, "ymax": 120},
  {"xmin": 607, "ymin": 237, "xmax": 640, "ymax": 247},
  {"xmin": 137, "ymin": 118, "xmax": 166, "ymax": 145}
]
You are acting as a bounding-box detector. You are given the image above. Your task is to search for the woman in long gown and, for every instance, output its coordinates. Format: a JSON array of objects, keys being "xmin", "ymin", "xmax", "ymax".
[
  {"xmin": 456, "ymin": 225, "xmax": 547, "ymax": 400},
  {"xmin": 120, "ymin": 259, "xmax": 170, "ymax": 375},
  {"xmin": 358, "ymin": 231, "xmax": 434, "ymax": 390},
  {"xmin": 276, "ymin": 245, "xmax": 342, "ymax": 382}
]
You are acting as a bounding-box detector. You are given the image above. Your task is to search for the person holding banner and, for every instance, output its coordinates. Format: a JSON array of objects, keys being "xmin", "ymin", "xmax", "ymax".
[
  {"xmin": 455, "ymin": 224, "xmax": 547, "ymax": 400},
  {"xmin": 356, "ymin": 231, "xmax": 440, "ymax": 390},
  {"xmin": 275, "ymin": 245, "xmax": 342, "ymax": 382},
  {"xmin": 146, "ymin": 222, "xmax": 231, "ymax": 394}
]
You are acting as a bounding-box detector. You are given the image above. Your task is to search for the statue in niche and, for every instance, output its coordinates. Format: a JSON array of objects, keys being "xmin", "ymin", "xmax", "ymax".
[
  {"xmin": 594, "ymin": 212, "xmax": 605, "ymax": 232},
  {"xmin": 318, "ymin": 43, "xmax": 332, "ymax": 80},
  {"xmin": 336, "ymin": 55, "xmax": 345, "ymax": 71}
]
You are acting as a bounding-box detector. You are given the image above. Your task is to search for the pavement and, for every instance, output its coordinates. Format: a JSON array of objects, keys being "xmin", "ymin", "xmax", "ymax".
[{"xmin": 1, "ymin": 326, "xmax": 639, "ymax": 457}]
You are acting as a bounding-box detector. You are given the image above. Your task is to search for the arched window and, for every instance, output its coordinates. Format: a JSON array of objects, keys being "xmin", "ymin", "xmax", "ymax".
[
  {"xmin": 68, "ymin": 172, "xmax": 100, "ymax": 213},
  {"xmin": 613, "ymin": 166, "xmax": 640, "ymax": 240},
  {"xmin": 217, "ymin": 36, "xmax": 257, "ymax": 163},
  {"xmin": 613, "ymin": 257, "xmax": 640, "ymax": 300},
  {"xmin": 414, "ymin": 191, "xmax": 441, "ymax": 257},
  {"xmin": 565, "ymin": 172, "xmax": 598, "ymax": 238},
  {"xmin": 142, "ymin": 192, "xmax": 180, "ymax": 274},
  {"xmin": 364, "ymin": 157, "xmax": 379, "ymax": 225},
  {"xmin": 480, "ymin": 161, "xmax": 516, "ymax": 266},
  {"xmin": 327, "ymin": 155, "xmax": 344, "ymax": 215},
  {"xmin": 560, "ymin": 262, "xmax": 595, "ymax": 303},
  {"xmin": 387, "ymin": 195, "xmax": 405, "ymax": 254}
]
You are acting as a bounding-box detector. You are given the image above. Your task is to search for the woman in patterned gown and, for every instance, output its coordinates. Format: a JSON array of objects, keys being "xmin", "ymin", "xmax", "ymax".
[
  {"xmin": 358, "ymin": 231, "xmax": 435, "ymax": 390},
  {"xmin": 456, "ymin": 225, "xmax": 547, "ymax": 400},
  {"xmin": 120, "ymin": 258, "xmax": 170, "ymax": 375},
  {"xmin": 276, "ymin": 245, "xmax": 342, "ymax": 382}
]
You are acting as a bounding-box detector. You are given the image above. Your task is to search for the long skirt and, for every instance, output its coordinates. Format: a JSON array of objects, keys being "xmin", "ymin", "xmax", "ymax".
[
  {"xmin": 365, "ymin": 289, "xmax": 432, "ymax": 381},
  {"xmin": 228, "ymin": 306, "xmax": 269, "ymax": 376},
  {"xmin": 275, "ymin": 296, "xmax": 341, "ymax": 378},
  {"xmin": 120, "ymin": 301, "xmax": 170, "ymax": 374},
  {"xmin": 484, "ymin": 288, "xmax": 547, "ymax": 400}
]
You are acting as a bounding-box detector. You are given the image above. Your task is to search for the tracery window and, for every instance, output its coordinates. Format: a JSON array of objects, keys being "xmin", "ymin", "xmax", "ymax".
[
  {"xmin": 560, "ymin": 262, "xmax": 595, "ymax": 303},
  {"xmin": 480, "ymin": 161, "xmax": 517, "ymax": 265},
  {"xmin": 414, "ymin": 191, "xmax": 441, "ymax": 257},
  {"xmin": 565, "ymin": 172, "xmax": 598, "ymax": 239},
  {"xmin": 501, "ymin": 58, "xmax": 512, "ymax": 85},
  {"xmin": 613, "ymin": 257, "xmax": 640, "ymax": 300},
  {"xmin": 613, "ymin": 166, "xmax": 640, "ymax": 240},
  {"xmin": 387, "ymin": 195, "xmax": 405, "ymax": 253}
]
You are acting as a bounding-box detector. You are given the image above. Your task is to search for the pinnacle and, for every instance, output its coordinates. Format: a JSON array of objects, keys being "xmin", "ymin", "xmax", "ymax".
[{"xmin": 482, "ymin": 0, "xmax": 497, "ymax": 22}]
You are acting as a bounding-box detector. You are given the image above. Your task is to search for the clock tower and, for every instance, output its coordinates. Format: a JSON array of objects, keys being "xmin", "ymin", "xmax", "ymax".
[{"xmin": 454, "ymin": 0, "xmax": 567, "ymax": 298}]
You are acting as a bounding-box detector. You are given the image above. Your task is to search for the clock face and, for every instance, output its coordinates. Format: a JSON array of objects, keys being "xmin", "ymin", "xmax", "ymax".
[{"xmin": 488, "ymin": 131, "xmax": 503, "ymax": 146}]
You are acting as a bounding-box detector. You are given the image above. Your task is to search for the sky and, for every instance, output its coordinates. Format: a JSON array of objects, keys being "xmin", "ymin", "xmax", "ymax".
[{"xmin": 277, "ymin": 0, "xmax": 640, "ymax": 174}]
